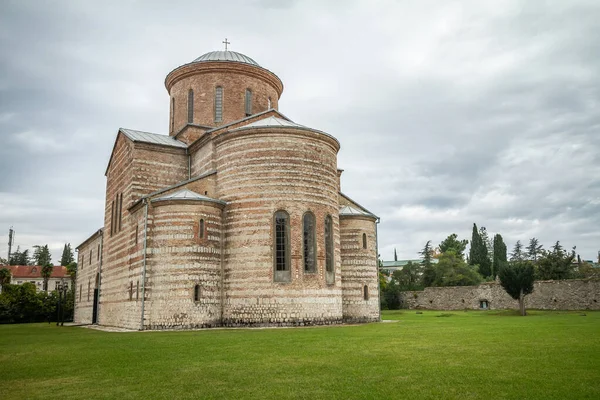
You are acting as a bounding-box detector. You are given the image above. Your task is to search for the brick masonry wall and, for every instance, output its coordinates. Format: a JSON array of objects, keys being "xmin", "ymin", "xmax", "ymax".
[
  {"xmin": 168, "ymin": 65, "xmax": 281, "ymax": 134},
  {"xmin": 339, "ymin": 216, "xmax": 380, "ymax": 322},
  {"xmin": 215, "ymin": 127, "xmax": 344, "ymax": 326},
  {"xmin": 401, "ymin": 279, "xmax": 600, "ymax": 311},
  {"xmin": 74, "ymin": 233, "xmax": 103, "ymax": 324},
  {"xmin": 144, "ymin": 202, "xmax": 224, "ymax": 329}
]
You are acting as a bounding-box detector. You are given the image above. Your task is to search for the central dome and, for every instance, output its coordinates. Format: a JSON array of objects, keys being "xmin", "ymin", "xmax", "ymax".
[{"xmin": 192, "ymin": 51, "xmax": 260, "ymax": 67}]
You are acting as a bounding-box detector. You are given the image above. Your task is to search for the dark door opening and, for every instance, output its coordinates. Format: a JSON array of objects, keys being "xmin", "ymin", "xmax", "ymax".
[{"xmin": 92, "ymin": 288, "xmax": 99, "ymax": 324}]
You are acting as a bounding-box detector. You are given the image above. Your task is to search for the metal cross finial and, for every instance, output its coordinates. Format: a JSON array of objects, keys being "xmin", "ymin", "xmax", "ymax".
[{"xmin": 223, "ymin": 38, "xmax": 230, "ymax": 51}]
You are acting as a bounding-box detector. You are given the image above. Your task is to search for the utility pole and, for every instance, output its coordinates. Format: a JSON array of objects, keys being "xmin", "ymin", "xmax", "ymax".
[{"xmin": 7, "ymin": 227, "xmax": 14, "ymax": 262}]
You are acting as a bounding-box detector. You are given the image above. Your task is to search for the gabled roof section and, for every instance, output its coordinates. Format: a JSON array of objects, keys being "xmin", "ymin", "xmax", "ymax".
[
  {"xmin": 232, "ymin": 116, "xmax": 306, "ymax": 130},
  {"xmin": 120, "ymin": 128, "xmax": 187, "ymax": 148},
  {"xmin": 76, "ymin": 228, "xmax": 104, "ymax": 251},
  {"xmin": 151, "ymin": 188, "xmax": 226, "ymax": 205},
  {"xmin": 204, "ymin": 108, "xmax": 293, "ymax": 135},
  {"xmin": 105, "ymin": 128, "xmax": 188, "ymax": 176},
  {"xmin": 339, "ymin": 192, "xmax": 379, "ymax": 220}
]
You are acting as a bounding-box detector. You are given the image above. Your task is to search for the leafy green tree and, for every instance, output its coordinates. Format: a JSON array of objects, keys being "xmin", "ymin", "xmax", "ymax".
[
  {"xmin": 392, "ymin": 261, "xmax": 423, "ymax": 291},
  {"xmin": 526, "ymin": 238, "xmax": 543, "ymax": 262},
  {"xmin": 498, "ymin": 261, "xmax": 535, "ymax": 316},
  {"xmin": 420, "ymin": 240, "xmax": 436, "ymax": 287},
  {"xmin": 510, "ymin": 240, "xmax": 525, "ymax": 262},
  {"xmin": 438, "ymin": 233, "xmax": 468, "ymax": 259},
  {"xmin": 433, "ymin": 250, "xmax": 483, "ymax": 287},
  {"xmin": 469, "ymin": 223, "xmax": 492, "ymax": 278},
  {"xmin": 0, "ymin": 268, "xmax": 11, "ymax": 290},
  {"xmin": 0, "ymin": 257, "xmax": 8, "ymax": 265},
  {"xmin": 9, "ymin": 247, "xmax": 31, "ymax": 265},
  {"xmin": 60, "ymin": 243, "xmax": 75, "ymax": 266},
  {"xmin": 492, "ymin": 234, "xmax": 507, "ymax": 278},
  {"xmin": 537, "ymin": 241, "xmax": 575, "ymax": 280},
  {"xmin": 383, "ymin": 280, "xmax": 403, "ymax": 310}
]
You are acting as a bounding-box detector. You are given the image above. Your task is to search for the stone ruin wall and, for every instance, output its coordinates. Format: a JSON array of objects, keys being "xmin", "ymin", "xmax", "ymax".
[{"xmin": 401, "ymin": 279, "xmax": 600, "ymax": 311}]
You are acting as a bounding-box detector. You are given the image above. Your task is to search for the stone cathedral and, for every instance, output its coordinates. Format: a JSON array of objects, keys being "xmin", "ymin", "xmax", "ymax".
[{"xmin": 74, "ymin": 48, "xmax": 379, "ymax": 330}]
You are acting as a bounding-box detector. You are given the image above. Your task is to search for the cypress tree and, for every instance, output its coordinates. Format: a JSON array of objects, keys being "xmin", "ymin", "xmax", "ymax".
[
  {"xmin": 469, "ymin": 223, "xmax": 492, "ymax": 278},
  {"xmin": 492, "ymin": 234, "xmax": 507, "ymax": 278}
]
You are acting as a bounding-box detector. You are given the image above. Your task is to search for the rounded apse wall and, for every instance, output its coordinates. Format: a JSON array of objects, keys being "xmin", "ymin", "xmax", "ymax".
[{"xmin": 215, "ymin": 126, "xmax": 343, "ymax": 326}]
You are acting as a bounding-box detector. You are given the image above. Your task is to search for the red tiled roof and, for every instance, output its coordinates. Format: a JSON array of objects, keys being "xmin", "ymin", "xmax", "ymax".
[{"xmin": 2, "ymin": 265, "xmax": 70, "ymax": 279}]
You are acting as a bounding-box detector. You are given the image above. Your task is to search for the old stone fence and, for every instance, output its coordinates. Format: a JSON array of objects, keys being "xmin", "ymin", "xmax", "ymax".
[{"xmin": 400, "ymin": 279, "xmax": 600, "ymax": 311}]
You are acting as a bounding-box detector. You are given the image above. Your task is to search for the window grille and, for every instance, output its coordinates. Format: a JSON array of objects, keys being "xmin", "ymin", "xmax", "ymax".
[
  {"xmin": 274, "ymin": 211, "xmax": 290, "ymax": 282},
  {"xmin": 325, "ymin": 216, "xmax": 333, "ymax": 273},
  {"xmin": 215, "ymin": 87, "xmax": 223, "ymax": 122},
  {"xmin": 245, "ymin": 89, "xmax": 252, "ymax": 116},
  {"xmin": 303, "ymin": 212, "xmax": 316, "ymax": 273}
]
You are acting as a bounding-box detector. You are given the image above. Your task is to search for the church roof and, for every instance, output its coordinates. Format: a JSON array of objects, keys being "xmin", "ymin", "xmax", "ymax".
[
  {"xmin": 120, "ymin": 128, "xmax": 187, "ymax": 148},
  {"xmin": 233, "ymin": 116, "xmax": 305, "ymax": 129},
  {"xmin": 152, "ymin": 188, "xmax": 226, "ymax": 205},
  {"xmin": 339, "ymin": 205, "xmax": 377, "ymax": 219},
  {"xmin": 193, "ymin": 51, "xmax": 260, "ymax": 67}
]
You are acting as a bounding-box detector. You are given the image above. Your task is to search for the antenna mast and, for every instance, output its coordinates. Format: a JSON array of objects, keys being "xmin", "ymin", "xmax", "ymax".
[{"xmin": 7, "ymin": 227, "xmax": 14, "ymax": 263}]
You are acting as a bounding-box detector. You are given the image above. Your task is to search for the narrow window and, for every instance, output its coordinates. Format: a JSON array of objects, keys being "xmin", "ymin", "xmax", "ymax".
[
  {"xmin": 110, "ymin": 200, "xmax": 115, "ymax": 236},
  {"xmin": 171, "ymin": 97, "xmax": 175, "ymax": 132},
  {"xmin": 118, "ymin": 193, "xmax": 123, "ymax": 232},
  {"xmin": 79, "ymin": 284, "xmax": 82, "ymax": 302},
  {"xmin": 135, "ymin": 225, "xmax": 138, "ymax": 245},
  {"xmin": 274, "ymin": 210, "xmax": 290, "ymax": 282},
  {"xmin": 364, "ymin": 285, "xmax": 369, "ymax": 301},
  {"xmin": 362, "ymin": 233, "xmax": 367, "ymax": 249},
  {"xmin": 215, "ymin": 86, "xmax": 223, "ymax": 122},
  {"xmin": 303, "ymin": 212, "xmax": 316, "ymax": 273},
  {"xmin": 88, "ymin": 280, "xmax": 91, "ymax": 301},
  {"xmin": 245, "ymin": 89, "xmax": 252, "ymax": 116},
  {"xmin": 199, "ymin": 219, "xmax": 205, "ymax": 239},
  {"xmin": 267, "ymin": 97, "xmax": 271, "ymax": 109},
  {"xmin": 136, "ymin": 281, "xmax": 139, "ymax": 300},
  {"xmin": 81, "ymin": 254, "xmax": 84, "ymax": 268},
  {"xmin": 97, "ymin": 244, "xmax": 100, "ymax": 260},
  {"xmin": 89, "ymin": 249, "xmax": 92, "ymax": 265},
  {"xmin": 129, "ymin": 282, "xmax": 133, "ymax": 301},
  {"xmin": 325, "ymin": 216, "xmax": 334, "ymax": 273},
  {"xmin": 194, "ymin": 284, "xmax": 201, "ymax": 302},
  {"xmin": 187, "ymin": 89, "xmax": 194, "ymax": 123}
]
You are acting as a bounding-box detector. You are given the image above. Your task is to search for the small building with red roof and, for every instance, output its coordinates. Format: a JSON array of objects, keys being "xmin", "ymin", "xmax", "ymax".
[{"xmin": 1, "ymin": 265, "xmax": 71, "ymax": 292}]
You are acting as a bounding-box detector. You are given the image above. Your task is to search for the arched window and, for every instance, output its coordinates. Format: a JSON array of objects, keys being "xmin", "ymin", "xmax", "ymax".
[
  {"xmin": 267, "ymin": 97, "xmax": 271, "ymax": 109},
  {"xmin": 245, "ymin": 89, "xmax": 252, "ymax": 116},
  {"xmin": 364, "ymin": 285, "xmax": 369, "ymax": 301},
  {"xmin": 273, "ymin": 210, "xmax": 290, "ymax": 282},
  {"xmin": 362, "ymin": 233, "xmax": 367, "ymax": 249},
  {"xmin": 303, "ymin": 212, "xmax": 316, "ymax": 273},
  {"xmin": 215, "ymin": 86, "xmax": 223, "ymax": 122},
  {"xmin": 199, "ymin": 219, "xmax": 205, "ymax": 239},
  {"xmin": 194, "ymin": 284, "xmax": 201, "ymax": 302},
  {"xmin": 188, "ymin": 89, "xmax": 194, "ymax": 123},
  {"xmin": 171, "ymin": 97, "xmax": 175, "ymax": 132},
  {"xmin": 325, "ymin": 215, "xmax": 334, "ymax": 284}
]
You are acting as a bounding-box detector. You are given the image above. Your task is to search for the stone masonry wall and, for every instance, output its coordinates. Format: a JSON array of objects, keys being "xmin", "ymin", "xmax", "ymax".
[
  {"xmin": 339, "ymin": 216, "xmax": 380, "ymax": 322},
  {"xmin": 402, "ymin": 279, "xmax": 600, "ymax": 311},
  {"xmin": 73, "ymin": 232, "xmax": 102, "ymax": 324},
  {"xmin": 215, "ymin": 128, "xmax": 343, "ymax": 326}
]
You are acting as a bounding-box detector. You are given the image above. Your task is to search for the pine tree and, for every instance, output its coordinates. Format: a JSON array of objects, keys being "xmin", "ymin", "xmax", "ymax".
[
  {"xmin": 33, "ymin": 245, "xmax": 53, "ymax": 291},
  {"xmin": 438, "ymin": 233, "xmax": 468, "ymax": 258},
  {"xmin": 526, "ymin": 238, "xmax": 543, "ymax": 262},
  {"xmin": 60, "ymin": 243, "xmax": 75, "ymax": 266},
  {"xmin": 469, "ymin": 223, "xmax": 492, "ymax": 278},
  {"xmin": 510, "ymin": 240, "xmax": 524, "ymax": 262},
  {"xmin": 9, "ymin": 247, "xmax": 31, "ymax": 266},
  {"xmin": 420, "ymin": 240, "xmax": 435, "ymax": 287},
  {"xmin": 492, "ymin": 234, "xmax": 507, "ymax": 278}
]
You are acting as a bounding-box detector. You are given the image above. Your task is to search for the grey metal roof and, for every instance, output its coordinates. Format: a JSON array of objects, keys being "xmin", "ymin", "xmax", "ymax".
[
  {"xmin": 193, "ymin": 51, "xmax": 260, "ymax": 67},
  {"xmin": 234, "ymin": 116, "xmax": 305, "ymax": 129},
  {"xmin": 339, "ymin": 205, "xmax": 377, "ymax": 218},
  {"xmin": 120, "ymin": 128, "xmax": 187, "ymax": 148},
  {"xmin": 152, "ymin": 189, "xmax": 226, "ymax": 205}
]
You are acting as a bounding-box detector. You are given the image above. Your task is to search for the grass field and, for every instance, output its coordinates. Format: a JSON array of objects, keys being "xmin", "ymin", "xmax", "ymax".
[{"xmin": 0, "ymin": 310, "xmax": 599, "ymax": 399}]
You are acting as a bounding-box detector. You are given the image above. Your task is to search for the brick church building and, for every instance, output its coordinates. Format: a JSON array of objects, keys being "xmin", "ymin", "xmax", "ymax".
[{"xmin": 74, "ymin": 48, "xmax": 379, "ymax": 330}]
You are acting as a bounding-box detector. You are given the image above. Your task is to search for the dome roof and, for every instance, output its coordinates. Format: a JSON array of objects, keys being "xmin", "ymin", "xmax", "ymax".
[{"xmin": 192, "ymin": 51, "xmax": 260, "ymax": 67}]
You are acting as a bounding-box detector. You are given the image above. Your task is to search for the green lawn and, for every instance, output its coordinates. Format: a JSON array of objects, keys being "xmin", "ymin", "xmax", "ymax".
[{"xmin": 0, "ymin": 310, "xmax": 599, "ymax": 399}]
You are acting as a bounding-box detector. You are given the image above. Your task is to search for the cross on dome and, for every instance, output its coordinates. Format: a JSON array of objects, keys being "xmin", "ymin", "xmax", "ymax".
[{"xmin": 222, "ymin": 38, "xmax": 230, "ymax": 51}]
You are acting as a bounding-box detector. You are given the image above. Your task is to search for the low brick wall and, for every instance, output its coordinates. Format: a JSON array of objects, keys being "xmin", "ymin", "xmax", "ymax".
[{"xmin": 401, "ymin": 279, "xmax": 600, "ymax": 311}]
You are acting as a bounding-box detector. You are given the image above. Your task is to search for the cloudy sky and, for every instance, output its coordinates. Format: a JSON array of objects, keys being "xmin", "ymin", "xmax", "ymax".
[{"xmin": 0, "ymin": 0, "xmax": 598, "ymax": 264}]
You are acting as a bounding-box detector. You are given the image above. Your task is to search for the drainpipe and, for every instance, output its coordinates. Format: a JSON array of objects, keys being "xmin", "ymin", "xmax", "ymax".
[
  {"xmin": 187, "ymin": 151, "xmax": 191, "ymax": 180},
  {"xmin": 219, "ymin": 207, "xmax": 225, "ymax": 326},
  {"xmin": 375, "ymin": 217, "xmax": 381, "ymax": 322},
  {"xmin": 140, "ymin": 199, "xmax": 149, "ymax": 331}
]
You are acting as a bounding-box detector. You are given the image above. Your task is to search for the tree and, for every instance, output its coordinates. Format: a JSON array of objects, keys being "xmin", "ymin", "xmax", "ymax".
[
  {"xmin": 420, "ymin": 240, "xmax": 436, "ymax": 287},
  {"xmin": 33, "ymin": 245, "xmax": 52, "ymax": 267},
  {"xmin": 498, "ymin": 261, "xmax": 535, "ymax": 316},
  {"xmin": 438, "ymin": 233, "xmax": 468, "ymax": 259},
  {"xmin": 479, "ymin": 226, "xmax": 494, "ymax": 261},
  {"xmin": 469, "ymin": 223, "xmax": 492, "ymax": 278},
  {"xmin": 432, "ymin": 250, "xmax": 483, "ymax": 287},
  {"xmin": 492, "ymin": 234, "xmax": 507, "ymax": 278},
  {"xmin": 0, "ymin": 257, "xmax": 8, "ymax": 265},
  {"xmin": 526, "ymin": 238, "xmax": 543, "ymax": 262},
  {"xmin": 60, "ymin": 243, "xmax": 75, "ymax": 266},
  {"xmin": 0, "ymin": 268, "xmax": 11, "ymax": 290},
  {"xmin": 510, "ymin": 240, "xmax": 524, "ymax": 262},
  {"xmin": 392, "ymin": 261, "xmax": 423, "ymax": 291},
  {"xmin": 9, "ymin": 247, "xmax": 30, "ymax": 266},
  {"xmin": 394, "ymin": 248, "xmax": 398, "ymax": 262},
  {"xmin": 537, "ymin": 241, "xmax": 575, "ymax": 280},
  {"xmin": 66, "ymin": 262, "xmax": 78, "ymax": 291}
]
